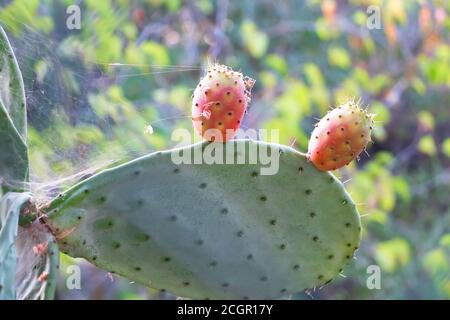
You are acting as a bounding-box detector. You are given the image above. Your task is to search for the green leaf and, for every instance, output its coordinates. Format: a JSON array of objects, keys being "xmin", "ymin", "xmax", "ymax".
[
  {"xmin": 142, "ymin": 41, "xmax": 171, "ymax": 66},
  {"xmin": 375, "ymin": 238, "xmax": 411, "ymax": 273},
  {"xmin": 366, "ymin": 209, "xmax": 388, "ymax": 224},
  {"xmin": 195, "ymin": 0, "xmax": 214, "ymax": 14},
  {"xmin": 304, "ymin": 63, "xmax": 325, "ymax": 87},
  {"xmin": 0, "ymin": 0, "xmax": 53, "ymax": 35},
  {"xmin": 442, "ymin": 138, "xmax": 450, "ymax": 158},
  {"xmin": 164, "ymin": 0, "xmax": 181, "ymax": 12},
  {"xmin": 418, "ymin": 111, "xmax": 435, "ymax": 131},
  {"xmin": 241, "ymin": 20, "xmax": 269, "ymax": 58},
  {"xmin": 352, "ymin": 10, "xmax": 367, "ymax": 26},
  {"xmin": 353, "ymin": 67, "xmax": 370, "ymax": 89},
  {"xmin": 328, "ymin": 46, "xmax": 351, "ymax": 69},
  {"xmin": 275, "ymin": 79, "xmax": 311, "ymax": 117},
  {"xmin": 122, "ymin": 23, "xmax": 138, "ymax": 40},
  {"xmin": 370, "ymin": 73, "xmax": 391, "ymax": 94},
  {"xmin": 370, "ymin": 101, "xmax": 390, "ymax": 124},
  {"xmin": 258, "ymin": 71, "xmax": 277, "ymax": 89},
  {"xmin": 418, "ymin": 135, "xmax": 437, "ymax": 156},
  {"xmin": 74, "ymin": 125, "xmax": 105, "ymax": 145},
  {"xmin": 393, "ymin": 176, "xmax": 411, "ymax": 203},
  {"xmin": 411, "ymin": 77, "xmax": 426, "ymax": 95},
  {"xmin": 440, "ymin": 234, "xmax": 450, "ymax": 249},
  {"xmin": 168, "ymin": 85, "xmax": 191, "ymax": 111},
  {"xmin": 378, "ymin": 170, "xmax": 396, "ymax": 211},
  {"xmin": 422, "ymin": 249, "xmax": 449, "ymax": 297},
  {"xmin": 315, "ymin": 18, "xmax": 339, "ymax": 40},
  {"xmin": 418, "ymin": 45, "xmax": 450, "ymax": 86},
  {"xmin": 34, "ymin": 60, "xmax": 49, "ymax": 84},
  {"xmin": 265, "ymin": 54, "xmax": 288, "ymax": 75}
]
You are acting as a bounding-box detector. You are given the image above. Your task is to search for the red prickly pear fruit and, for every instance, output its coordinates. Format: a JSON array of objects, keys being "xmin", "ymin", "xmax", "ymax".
[
  {"xmin": 192, "ymin": 64, "xmax": 255, "ymax": 142},
  {"xmin": 308, "ymin": 100, "xmax": 374, "ymax": 171}
]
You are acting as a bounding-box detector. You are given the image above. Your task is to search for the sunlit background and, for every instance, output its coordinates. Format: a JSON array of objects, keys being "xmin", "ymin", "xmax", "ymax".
[{"xmin": 0, "ymin": 0, "xmax": 449, "ymax": 299}]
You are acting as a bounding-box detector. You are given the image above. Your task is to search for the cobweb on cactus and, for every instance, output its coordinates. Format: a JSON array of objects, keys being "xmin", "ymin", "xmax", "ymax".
[
  {"xmin": 1, "ymin": 19, "xmax": 215, "ymax": 200},
  {"xmin": 15, "ymin": 221, "xmax": 54, "ymax": 299},
  {"xmin": 6, "ymin": 23, "xmax": 266, "ymax": 203}
]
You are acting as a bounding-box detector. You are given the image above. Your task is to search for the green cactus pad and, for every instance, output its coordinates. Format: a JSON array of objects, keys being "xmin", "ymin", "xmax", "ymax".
[
  {"xmin": 0, "ymin": 26, "xmax": 27, "ymax": 139},
  {"xmin": 0, "ymin": 192, "xmax": 31, "ymax": 299},
  {"xmin": 0, "ymin": 102, "xmax": 28, "ymax": 190},
  {"xmin": 48, "ymin": 140, "xmax": 361, "ymax": 299},
  {"xmin": 0, "ymin": 26, "xmax": 28, "ymax": 191}
]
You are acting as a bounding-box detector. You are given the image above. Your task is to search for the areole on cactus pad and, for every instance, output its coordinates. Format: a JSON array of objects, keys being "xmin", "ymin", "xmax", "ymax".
[
  {"xmin": 192, "ymin": 64, "xmax": 255, "ymax": 143},
  {"xmin": 46, "ymin": 140, "xmax": 361, "ymax": 299}
]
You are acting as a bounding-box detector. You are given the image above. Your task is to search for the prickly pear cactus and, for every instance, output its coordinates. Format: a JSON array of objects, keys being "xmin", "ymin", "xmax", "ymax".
[
  {"xmin": 15, "ymin": 220, "xmax": 59, "ymax": 300},
  {"xmin": 0, "ymin": 26, "xmax": 58, "ymax": 300},
  {"xmin": 0, "ymin": 26, "xmax": 27, "ymax": 139},
  {"xmin": 0, "ymin": 26, "xmax": 28, "ymax": 191},
  {"xmin": 0, "ymin": 23, "xmax": 364, "ymax": 300},
  {"xmin": 0, "ymin": 193, "xmax": 59, "ymax": 300},
  {"xmin": 0, "ymin": 104, "xmax": 28, "ymax": 191},
  {"xmin": 47, "ymin": 140, "xmax": 361, "ymax": 299}
]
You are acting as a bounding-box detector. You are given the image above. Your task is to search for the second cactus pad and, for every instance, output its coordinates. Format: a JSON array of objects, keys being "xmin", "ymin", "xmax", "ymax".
[
  {"xmin": 47, "ymin": 140, "xmax": 360, "ymax": 299},
  {"xmin": 0, "ymin": 104, "xmax": 28, "ymax": 190}
]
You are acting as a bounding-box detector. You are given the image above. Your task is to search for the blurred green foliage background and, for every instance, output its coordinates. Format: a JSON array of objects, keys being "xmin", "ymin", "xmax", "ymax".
[{"xmin": 0, "ymin": 0, "xmax": 449, "ymax": 299}]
